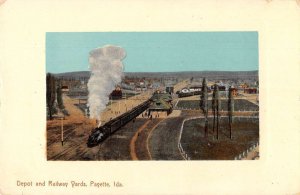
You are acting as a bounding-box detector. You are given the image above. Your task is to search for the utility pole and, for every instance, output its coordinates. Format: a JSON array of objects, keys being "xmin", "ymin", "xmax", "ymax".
[
  {"xmin": 125, "ymin": 90, "xmax": 127, "ymax": 111},
  {"xmin": 110, "ymin": 98, "xmax": 113, "ymax": 114},
  {"xmin": 61, "ymin": 117, "xmax": 64, "ymax": 146}
]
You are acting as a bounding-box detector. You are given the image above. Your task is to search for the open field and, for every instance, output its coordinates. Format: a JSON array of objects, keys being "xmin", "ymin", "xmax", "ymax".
[
  {"xmin": 176, "ymin": 99, "xmax": 259, "ymax": 111},
  {"xmin": 180, "ymin": 117, "xmax": 259, "ymax": 160}
]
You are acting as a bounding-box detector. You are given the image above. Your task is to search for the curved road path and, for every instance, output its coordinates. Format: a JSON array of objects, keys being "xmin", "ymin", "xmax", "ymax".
[
  {"xmin": 146, "ymin": 117, "xmax": 185, "ymax": 160},
  {"xmin": 131, "ymin": 110, "xmax": 199, "ymax": 160}
]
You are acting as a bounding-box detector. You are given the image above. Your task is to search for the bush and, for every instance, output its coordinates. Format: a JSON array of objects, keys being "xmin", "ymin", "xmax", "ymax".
[{"xmin": 62, "ymin": 109, "xmax": 70, "ymax": 116}]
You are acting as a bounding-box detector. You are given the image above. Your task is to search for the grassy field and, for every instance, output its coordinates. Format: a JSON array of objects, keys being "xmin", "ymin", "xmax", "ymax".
[
  {"xmin": 176, "ymin": 99, "xmax": 258, "ymax": 111},
  {"xmin": 181, "ymin": 117, "xmax": 259, "ymax": 160}
]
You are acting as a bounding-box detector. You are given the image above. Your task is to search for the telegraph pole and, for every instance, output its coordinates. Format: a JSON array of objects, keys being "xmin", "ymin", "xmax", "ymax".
[
  {"xmin": 125, "ymin": 90, "xmax": 127, "ymax": 111},
  {"xmin": 61, "ymin": 117, "xmax": 64, "ymax": 146}
]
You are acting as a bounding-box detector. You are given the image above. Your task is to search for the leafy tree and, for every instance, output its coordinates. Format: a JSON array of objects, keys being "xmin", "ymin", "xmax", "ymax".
[
  {"xmin": 46, "ymin": 73, "xmax": 56, "ymax": 120},
  {"xmin": 56, "ymin": 80, "xmax": 65, "ymax": 110},
  {"xmin": 228, "ymin": 86, "xmax": 234, "ymax": 139},
  {"xmin": 200, "ymin": 78, "xmax": 208, "ymax": 137}
]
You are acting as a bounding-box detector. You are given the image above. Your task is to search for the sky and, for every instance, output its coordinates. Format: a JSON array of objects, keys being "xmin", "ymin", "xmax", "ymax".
[{"xmin": 46, "ymin": 32, "xmax": 258, "ymax": 73}]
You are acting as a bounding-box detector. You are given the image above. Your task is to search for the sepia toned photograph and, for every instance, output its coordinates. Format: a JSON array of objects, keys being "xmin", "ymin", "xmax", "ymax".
[{"xmin": 46, "ymin": 32, "xmax": 259, "ymax": 161}]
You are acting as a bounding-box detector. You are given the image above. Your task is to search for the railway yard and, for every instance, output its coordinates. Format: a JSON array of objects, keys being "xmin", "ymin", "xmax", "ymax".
[{"xmin": 47, "ymin": 79, "xmax": 259, "ymax": 161}]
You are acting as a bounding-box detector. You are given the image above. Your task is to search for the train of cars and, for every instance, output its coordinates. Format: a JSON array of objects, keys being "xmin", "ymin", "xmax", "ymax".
[
  {"xmin": 177, "ymin": 86, "xmax": 212, "ymax": 98},
  {"xmin": 87, "ymin": 99, "xmax": 151, "ymax": 147}
]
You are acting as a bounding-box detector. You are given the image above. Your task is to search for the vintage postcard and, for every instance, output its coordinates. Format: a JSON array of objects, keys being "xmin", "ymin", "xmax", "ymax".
[{"xmin": 1, "ymin": 1, "xmax": 300, "ymax": 194}]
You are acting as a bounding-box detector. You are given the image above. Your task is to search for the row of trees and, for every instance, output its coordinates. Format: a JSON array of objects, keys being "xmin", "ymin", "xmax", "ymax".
[
  {"xmin": 200, "ymin": 78, "xmax": 234, "ymax": 140},
  {"xmin": 46, "ymin": 73, "xmax": 65, "ymax": 120}
]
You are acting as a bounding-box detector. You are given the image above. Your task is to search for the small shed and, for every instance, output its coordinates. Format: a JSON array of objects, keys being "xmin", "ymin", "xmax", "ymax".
[
  {"xmin": 244, "ymin": 88, "xmax": 257, "ymax": 94},
  {"xmin": 110, "ymin": 88, "xmax": 122, "ymax": 100},
  {"xmin": 61, "ymin": 85, "xmax": 69, "ymax": 92}
]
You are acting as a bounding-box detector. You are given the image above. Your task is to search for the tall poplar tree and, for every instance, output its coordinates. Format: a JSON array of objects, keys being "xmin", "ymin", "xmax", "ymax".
[
  {"xmin": 212, "ymin": 84, "xmax": 217, "ymax": 134},
  {"xmin": 46, "ymin": 73, "xmax": 56, "ymax": 120},
  {"xmin": 56, "ymin": 80, "xmax": 64, "ymax": 110},
  {"xmin": 212, "ymin": 84, "xmax": 221, "ymax": 139},
  {"xmin": 200, "ymin": 78, "xmax": 208, "ymax": 138},
  {"xmin": 228, "ymin": 86, "xmax": 234, "ymax": 139}
]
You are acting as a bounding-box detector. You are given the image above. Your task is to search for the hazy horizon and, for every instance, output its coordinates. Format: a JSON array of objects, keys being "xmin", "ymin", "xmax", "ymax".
[
  {"xmin": 47, "ymin": 68, "xmax": 259, "ymax": 75},
  {"xmin": 49, "ymin": 69, "xmax": 258, "ymax": 74}
]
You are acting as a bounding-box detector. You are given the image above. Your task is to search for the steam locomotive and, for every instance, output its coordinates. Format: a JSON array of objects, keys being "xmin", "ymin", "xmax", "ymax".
[{"xmin": 87, "ymin": 99, "xmax": 151, "ymax": 147}]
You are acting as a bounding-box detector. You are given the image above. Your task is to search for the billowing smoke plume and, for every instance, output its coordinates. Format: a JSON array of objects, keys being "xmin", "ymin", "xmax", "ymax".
[{"xmin": 87, "ymin": 45, "xmax": 126, "ymax": 127}]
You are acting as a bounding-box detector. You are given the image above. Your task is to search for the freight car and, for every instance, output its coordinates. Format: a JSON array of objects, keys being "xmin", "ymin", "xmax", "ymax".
[
  {"xmin": 178, "ymin": 87, "xmax": 211, "ymax": 98},
  {"xmin": 87, "ymin": 100, "xmax": 151, "ymax": 147},
  {"xmin": 178, "ymin": 91, "xmax": 194, "ymax": 98}
]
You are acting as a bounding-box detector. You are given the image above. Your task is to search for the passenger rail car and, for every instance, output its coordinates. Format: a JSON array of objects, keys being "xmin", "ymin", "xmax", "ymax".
[{"xmin": 87, "ymin": 100, "xmax": 151, "ymax": 147}]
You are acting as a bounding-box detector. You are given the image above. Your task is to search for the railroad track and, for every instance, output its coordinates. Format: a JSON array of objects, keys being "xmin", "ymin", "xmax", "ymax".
[
  {"xmin": 47, "ymin": 126, "xmax": 76, "ymax": 147},
  {"xmin": 49, "ymin": 141, "xmax": 84, "ymax": 160},
  {"xmin": 48, "ymin": 126, "xmax": 90, "ymax": 160}
]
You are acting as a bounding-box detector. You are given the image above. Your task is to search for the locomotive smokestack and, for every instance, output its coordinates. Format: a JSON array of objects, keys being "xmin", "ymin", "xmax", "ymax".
[{"xmin": 87, "ymin": 45, "xmax": 126, "ymax": 127}]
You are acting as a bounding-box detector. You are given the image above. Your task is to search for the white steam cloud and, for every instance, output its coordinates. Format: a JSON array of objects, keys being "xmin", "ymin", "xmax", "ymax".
[{"xmin": 87, "ymin": 45, "xmax": 126, "ymax": 127}]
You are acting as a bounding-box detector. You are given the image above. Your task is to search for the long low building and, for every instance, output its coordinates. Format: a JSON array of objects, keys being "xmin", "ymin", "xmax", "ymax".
[{"xmin": 148, "ymin": 92, "xmax": 173, "ymax": 116}]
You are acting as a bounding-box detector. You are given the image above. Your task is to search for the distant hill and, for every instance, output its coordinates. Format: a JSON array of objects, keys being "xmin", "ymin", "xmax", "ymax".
[
  {"xmin": 53, "ymin": 70, "xmax": 258, "ymax": 80},
  {"xmin": 124, "ymin": 71, "xmax": 258, "ymax": 80},
  {"xmin": 54, "ymin": 71, "xmax": 90, "ymax": 78}
]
